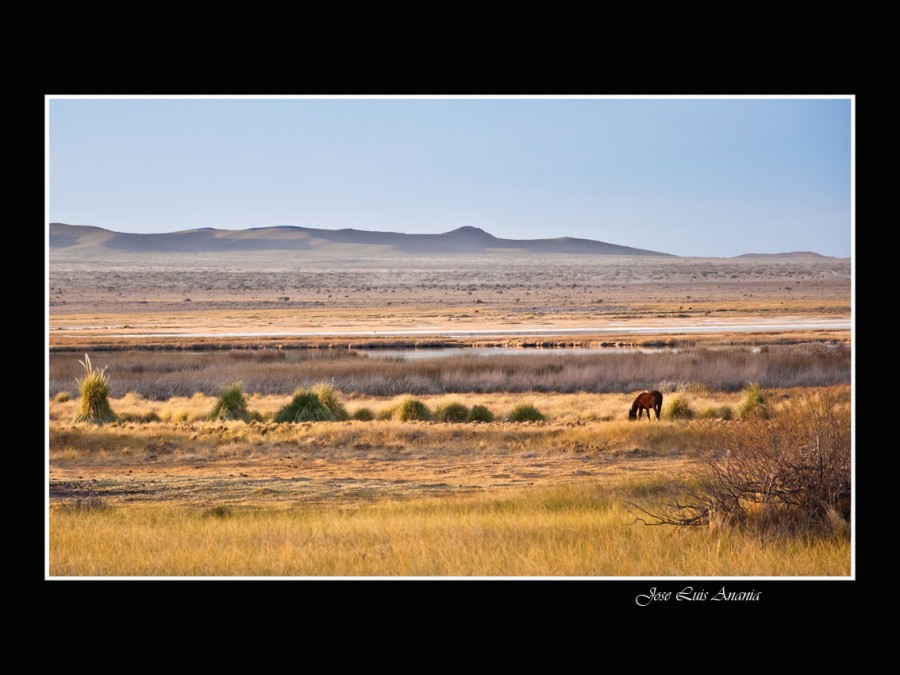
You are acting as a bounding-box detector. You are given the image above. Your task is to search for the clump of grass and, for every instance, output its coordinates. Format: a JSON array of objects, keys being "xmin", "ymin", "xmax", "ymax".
[
  {"xmin": 508, "ymin": 404, "xmax": 545, "ymax": 422},
  {"xmin": 275, "ymin": 390, "xmax": 333, "ymax": 423},
  {"xmin": 435, "ymin": 401, "xmax": 469, "ymax": 423},
  {"xmin": 352, "ymin": 407, "xmax": 375, "ymax": 421},
  {"xmin": 739, "ymin": 383, "xmax": 770, "ymax": 420},
  {"xmin": 467, "ymin": 404, "xmax": 495, "ymax": 423},
  {"xmin": 163, "ymin": 408, "xmax": 191, "ymax": 423},
  {"xmin": 208, "ymin": 383, "xmax": 251, "ymax": 422},
  {"xmin": 392, "ymin": 397, "xmax": 432, "ymax": 421},
  {"xmin": 275, "ymin": 385, "xmax": 349, "ymax": 423},
  {"xmin": 73, "ymin": 354, "xmax": 117, "ymax": 424},
  {"xmin": 53, "ymin": 391, "xmax": 71, "ymax": 403},
  {"xmin": 665, "ymin": 395, "xmax": 694, "ymax": 420},
  {"xmin": 699, "ymin": 405, "xmax": 733, "ymax": 421},
  {"xmin": 313, "ymin": 384, "xmax": 349, "ymax": 421}
]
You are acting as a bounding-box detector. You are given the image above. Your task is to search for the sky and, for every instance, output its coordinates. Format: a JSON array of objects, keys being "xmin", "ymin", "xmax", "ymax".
[{"xmin": 47, "ymin": 96, "xmax": 852, "ymax": 258}]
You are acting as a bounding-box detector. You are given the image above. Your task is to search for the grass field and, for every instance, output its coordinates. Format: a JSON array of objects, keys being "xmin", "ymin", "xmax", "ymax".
[
  {"xmin": 47, "ymin": 253, "xmax": 852, "ymax": 578},
  {"xmin": 48, "ymin": 385, "xmax": 851, "ymax": 577},
  {"xmin": 49, "ymin": 480, "xmax": 850, "ymax": 577}
]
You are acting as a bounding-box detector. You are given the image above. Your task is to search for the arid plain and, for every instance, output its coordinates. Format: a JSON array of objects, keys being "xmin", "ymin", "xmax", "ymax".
[{"xmin": 48, "ymin": 229, "xmax": 852, "ymax": 576}]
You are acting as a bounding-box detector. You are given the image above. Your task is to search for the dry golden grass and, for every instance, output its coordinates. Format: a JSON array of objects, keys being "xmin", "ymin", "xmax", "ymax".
[
  {"xmin": 49, "ymin": 388, "xmax": 819, "ymax": 426},
  {"xmin": 49, "ymin": 480, "xmax": 850, "ymax": 577}
]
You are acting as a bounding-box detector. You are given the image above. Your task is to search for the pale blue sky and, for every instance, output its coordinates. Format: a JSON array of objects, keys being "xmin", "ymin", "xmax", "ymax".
[{"xmin": 48, "ymin": 97, "xmax": 852, "ymax": 257}]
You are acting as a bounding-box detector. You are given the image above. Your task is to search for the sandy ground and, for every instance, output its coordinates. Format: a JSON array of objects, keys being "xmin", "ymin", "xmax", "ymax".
[
  {"xmin": 50, "ymin": 449, "xmax": 689, "ymax": 508},
  {"xmin": 49, "ymin": 253, "xmax": 850, "ymax": 348}
]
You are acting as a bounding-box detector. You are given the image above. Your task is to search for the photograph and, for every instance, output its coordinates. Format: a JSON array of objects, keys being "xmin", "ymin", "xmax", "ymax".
[{"xmin": 46, "ymin": 95, "xmax": 853, "ymax": 584}]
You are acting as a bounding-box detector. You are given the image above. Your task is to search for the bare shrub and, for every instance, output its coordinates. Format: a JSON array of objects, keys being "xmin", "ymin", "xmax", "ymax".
[{"xmin": 633, "ymin": 391, "xmax": 850, "ymax": 536}]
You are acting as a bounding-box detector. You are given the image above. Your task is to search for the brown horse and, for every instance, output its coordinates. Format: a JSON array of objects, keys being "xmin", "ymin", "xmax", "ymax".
[{"xmin": 629, "ymin": 391, "xmax": 663, "ymax": 421}]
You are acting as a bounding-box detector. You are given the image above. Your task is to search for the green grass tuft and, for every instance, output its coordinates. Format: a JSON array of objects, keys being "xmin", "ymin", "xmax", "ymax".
[
  {"xmin": 665, "ymin": 395, "xmax": 694, "ymax": 420},
  {"xmin": 275, "ymin": 385, "xmax": 349, "ymax": 423},
  {"xmin": 352, "ymin": 407, "xmax": 375, "ymax": 421},
  {"xmin": 508, "ymin": 403, "xmax": 545, "ymax": 422},
  {"xmin": 73, "ymin": 354, "xmax": 117, "ymax": 424},
  {"xmin": 739, "ymin": 383, "xmax": 770, "ymax": 419},
  {"xmin": 275, "ymin": 390, "xmax": 332, "ymax": 423},
  {"xmin": 435, "ymin": 401, "xmax": 469, "ymax": 423},
  {"xmin": 53, "ymin": 391, "xmax": 72, "ymax": 403},
  {"xmin": 313, "ymin": 384, "xmax": 349, "ymax": 421},
  {"xmin": 466, "ymin": 404, "xmax": 495, "ymax": 423},
  {"xmin": 208, "ymin": 383, "xmax": 251, "ymax": 422},
  {"xmin": 392, "ymin": 397, "xmax": 432, "ymax": 421}
]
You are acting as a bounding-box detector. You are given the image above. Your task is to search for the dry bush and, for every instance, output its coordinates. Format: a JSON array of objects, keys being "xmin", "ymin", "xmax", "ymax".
[{"xmin": 633, "ymin": 390, "xmax": 850, "ymax": 536}]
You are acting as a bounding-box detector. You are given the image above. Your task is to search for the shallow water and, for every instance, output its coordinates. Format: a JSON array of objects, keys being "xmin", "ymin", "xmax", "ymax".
[
  {"xmin": 96, "ymin": 318, "xmax": 850, "ymax": 339},
  {"xmin": 354, "ymin": 347, "xmax": 678, "ymax": 360}
]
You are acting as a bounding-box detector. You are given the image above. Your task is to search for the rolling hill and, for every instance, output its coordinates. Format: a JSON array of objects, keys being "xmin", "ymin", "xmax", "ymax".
[{"xmin": 49, "ymin": 223, "xmax": 674, "ymax": 257}]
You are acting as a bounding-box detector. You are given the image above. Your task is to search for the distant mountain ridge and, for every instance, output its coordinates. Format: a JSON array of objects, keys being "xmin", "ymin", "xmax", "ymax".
[{"xmin": 49, "ymin": 223, "xmax": 674, "ymax": 256}]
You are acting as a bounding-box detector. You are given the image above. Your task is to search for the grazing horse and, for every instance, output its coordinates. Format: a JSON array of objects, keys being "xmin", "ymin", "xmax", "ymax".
[{"xmin": 629, "ymin": 390, "xmax": 663, "ymax": 421}]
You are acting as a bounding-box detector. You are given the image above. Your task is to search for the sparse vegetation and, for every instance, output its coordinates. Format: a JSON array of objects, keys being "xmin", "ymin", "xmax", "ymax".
[
  {"xmin": 74, "ymin": 354, "xmax": 117, "ymax": 424},
  {"xmin": 665, "ymin": 395, "xmax": 694, "ymax": 420},
  {"xmin": 434, "ymin": 401, "xmax": 469, "ymax": 423},
  {"xmin": 54, "ymin": 391, "xmax": 71, "ymax": 403},
  {"xmin": 508, "ymin": 404, "xmax": 545, "ymax": 422},
  {"xmin": 466, "ymin": 404, "xmax": 494, "ymax": 423},
  {"xmin": 208, "ymin": 383, "xmax": 251, "ymax": 422}
]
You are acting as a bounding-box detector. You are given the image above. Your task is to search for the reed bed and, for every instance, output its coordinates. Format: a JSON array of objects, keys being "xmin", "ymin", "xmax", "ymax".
[{"xmin": 49, "ymin": 344, "xmax": 850, "ymax": 399}]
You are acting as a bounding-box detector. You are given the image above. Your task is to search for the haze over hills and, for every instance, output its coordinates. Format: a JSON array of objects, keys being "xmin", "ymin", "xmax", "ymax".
[
  {"xmin": 49, "ymin": 223, "xmax": 673, "ymax": 257},
  {"xmin": 733, "ymin": 251, "xmax": 839, "ymax": 260}
]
